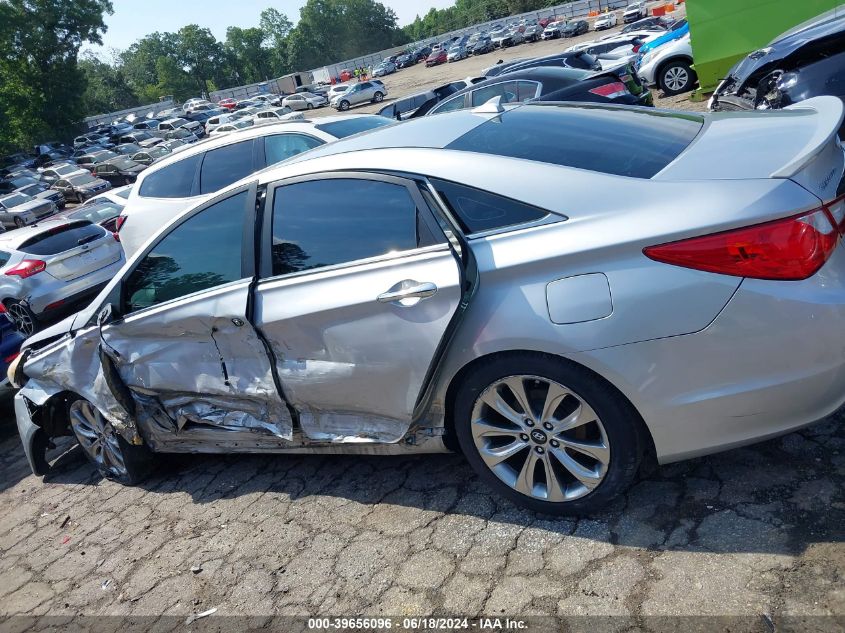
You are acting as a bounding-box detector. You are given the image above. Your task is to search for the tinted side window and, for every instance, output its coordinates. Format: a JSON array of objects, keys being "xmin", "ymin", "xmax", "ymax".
[
  {"xmin": 270, "ymin": 179, "xmax": 438, "ymax": 276},
  {"xmin": 517, "ymin": 81, "xmax": 540, "ymax": 101},
  {"xmin": 199, "ymin": 141, "xmax": 254, "ymax": 194},
  {"xmin": 431, "ymin": 94, "xmax": 467, "ymax": 115},
  {"xmin": 430, "ymin": 178, "xmax": 550, "ymax": 234},
  {"xmin": 264, "ymin": 134, "xmax": 324, "ymax": 167},
  {"xmin": 124, "ymin": 191, "xmax": 248, "ymax": 311},
  {"xmin": 0, "ymin": 251, "xmax": 10, "ymax": 267},
  {"xmin": 138, "ymin": 153, "xmax": 202, "ymax": 198},
  {"xmin": 471, "ymin": 81, "xmax": 520, "ymax": 107},
  {"xmin": 20, "ymin": 223, "xmax": 105, "ymax": 255}
]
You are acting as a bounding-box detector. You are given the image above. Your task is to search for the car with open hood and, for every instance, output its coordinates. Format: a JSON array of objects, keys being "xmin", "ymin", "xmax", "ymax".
[{"xmin": 708, "ymin": 6, "xmax": 845, "ymax": 138}]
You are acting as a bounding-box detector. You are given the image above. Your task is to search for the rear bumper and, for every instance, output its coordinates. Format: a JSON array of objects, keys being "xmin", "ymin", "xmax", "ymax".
[
  {"xmin": 572, "ymin": 246, "xmax": 845, "ymax": 463},
  {"xmin": 27, "ymin": 257, "xmax": 123, "ymax": 315}
]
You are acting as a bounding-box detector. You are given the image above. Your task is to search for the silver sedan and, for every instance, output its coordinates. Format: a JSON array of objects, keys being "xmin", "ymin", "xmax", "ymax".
[{"xmin": 11, "ymin": 96, "xmax": 845, "ymax": 514}]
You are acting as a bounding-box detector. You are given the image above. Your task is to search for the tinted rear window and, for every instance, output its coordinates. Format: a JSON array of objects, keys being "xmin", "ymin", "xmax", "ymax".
[
  {"xmin": 19, "ymin": 223, "xmax": 105, "ymax": 255},
  {"xmin": 430, "ymin": 178, "xmax": 552, "ymax": 234},
  {"xmin": 446, "ymin": 106, "xmax": 702, "ymax": 178},
  {"xmin": 139, "ymin": 153, "xmax": 202, "ymax": 198},
  {"xmin": 315, "ymin": 117, "xmax": 393, "ymax": 139}
]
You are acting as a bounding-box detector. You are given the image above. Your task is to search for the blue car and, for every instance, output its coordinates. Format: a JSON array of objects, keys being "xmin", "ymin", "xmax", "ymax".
[
  {"xmin": 637, "ymin": 19, "xmax": 688, "ymax": 60},
  {"xmin": 0, "ymin": 311, "xmax": 25, "ymax": 392}
]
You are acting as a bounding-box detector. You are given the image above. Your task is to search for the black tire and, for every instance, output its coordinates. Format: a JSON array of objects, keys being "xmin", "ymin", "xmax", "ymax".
[
  {"xmin": 453, "ymin": 353, "xmax": 644, "ymax": 515},
  {"xmin": 76, "ymin": 192, "xmax": 83, "ymax": 204},
  {"xmin": 67, "ymin": 398, "xmax": 154, "ymax": 485},
  {"xmin": 307, "ymin": 103, "xmax": 314, "ymax": 109},
  {"xmin": 373, "ymin": 92, "xmax": 384, "ymax": 103},
  {"xmin": 13, "ymin": 217, "xmax": 24, "ymax": 228},
  {"xmin": 658, "ymin": 60, "xmax": 696, "ymax": 96},
  {"xmin": 339, "ymin": 100, "xmax": 350, "ymax": 111}
]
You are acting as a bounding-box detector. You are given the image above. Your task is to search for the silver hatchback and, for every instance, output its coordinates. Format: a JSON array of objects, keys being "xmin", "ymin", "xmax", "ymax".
[
  {"xmin": 331, "ymin": 80, "xmax": 388, "ymax": 110},
  {"xmin": 0, "ymin": 219, "xmax": 124, "ymax": 335}
]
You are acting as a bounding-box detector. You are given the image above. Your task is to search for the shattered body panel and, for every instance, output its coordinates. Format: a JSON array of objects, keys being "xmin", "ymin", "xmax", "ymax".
[
  {"xmin": 710, "ymin": 11, "xmax": 845, "ymax": 131},
  {"xmin": 255, "ymin": 248, "xmax": 463, "ymax": 444}
]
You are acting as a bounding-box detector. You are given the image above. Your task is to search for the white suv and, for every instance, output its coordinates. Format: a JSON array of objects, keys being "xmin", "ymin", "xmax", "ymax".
[{"xmin": 117, "ymin": 115, "xmax": 394, "ymax": 255}]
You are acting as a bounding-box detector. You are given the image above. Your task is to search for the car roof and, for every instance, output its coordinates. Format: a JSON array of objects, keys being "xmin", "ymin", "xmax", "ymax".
[{"xmin": 135, "ymin": 114, "xmax": 386, "ymax": 172}]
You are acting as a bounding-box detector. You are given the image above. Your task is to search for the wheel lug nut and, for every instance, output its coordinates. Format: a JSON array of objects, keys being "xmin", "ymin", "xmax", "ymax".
[
  {"xmin": 520, "ymin": 434, "xmax": 529, "ymax": 442},
  {"xmin": 543, "ymin": 422, "xmax": 553, "ymax": 431},
  {"xmin": 550, "ymin": 440, "xmax": 559, "ymax": 448},
  {"xmin": 535, "ymin": 446, "xmax": 544, "ymax": 454},
  {"xmin": 524, "ymin": 418, "xmax": 534, "ymax": 427}
]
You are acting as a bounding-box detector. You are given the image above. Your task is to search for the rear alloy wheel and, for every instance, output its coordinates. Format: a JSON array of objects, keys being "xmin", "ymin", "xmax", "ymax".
[
  {"xmin": 307, "ymin": 103, "xmax": 314, "ymax": 109},
  {"xmin": 373, "ymin": 92, "xmax": 384, "ymax": 103},
  {"xmin": 339, "ymin": 100, "xmax": 350, "ymax": 111},
  {"xmin": 68, "ymin": 399, "xmax": 154, "ymax": 485},
  {"xmin": 6, "ymin": 301, "xmax": 36, "ymax": 336},
  {"xmin": 659, "ymin": 60, "xmax": 696, "ymax": 96},
  {"xmin": 13, "ymin": 217, "xmax": 24, "ymax": 228},
  {"xmin": 454, "ymin": 354, "xmax": 643, "ymax": 514},
  {"xmin": 76, "ymin": 192, "xmax": 83, "ymax": 204}
]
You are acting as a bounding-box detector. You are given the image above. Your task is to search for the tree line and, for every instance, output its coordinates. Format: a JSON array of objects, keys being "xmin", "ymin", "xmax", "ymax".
[{"xmin": 0, "ymin": 0, "xmax": 576, "ymax": 154}]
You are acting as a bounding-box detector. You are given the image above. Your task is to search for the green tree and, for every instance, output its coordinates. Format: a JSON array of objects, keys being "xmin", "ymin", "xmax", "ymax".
[
  {"xmin": 260, "ymin": 8, "xmax": 293, "ymax": 76},
  {"xmin": 225, "ymin": 26, "xmax": 272, "ymax": 85},
  {"xmin": 79, "ymin": 51, "xmax": 139, "ymax": 115},
  {"xmin": 0, "ymin": 0, "xmax": 113, "ymax": 152},
  {"xmin": 287, "ymin": 0, "xmax": 407, "ymax": 70},
  {"xmin": 176, "ymin": 25, "xmax": 227, "ymax": 95}
]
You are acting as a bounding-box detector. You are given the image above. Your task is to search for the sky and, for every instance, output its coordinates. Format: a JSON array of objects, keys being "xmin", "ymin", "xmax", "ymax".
[{"xmin": 92, "ymin": 0, "xmax": 455, "ymax": 53}]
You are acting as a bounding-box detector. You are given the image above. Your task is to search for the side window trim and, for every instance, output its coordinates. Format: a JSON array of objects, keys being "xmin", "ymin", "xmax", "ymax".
[
  {"xmin": 118, "ymin": 180, "xmax": 259, "ymax": 317},
  {"xmin": 258, "ymin": 171, "xmax": 449, "ymax": 281}
]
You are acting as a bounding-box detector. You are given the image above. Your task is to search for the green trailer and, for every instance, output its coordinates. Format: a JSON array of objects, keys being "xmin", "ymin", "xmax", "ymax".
[{"xmin": 686, "ymin": 0, "xmax": 843, "ymax": 98}]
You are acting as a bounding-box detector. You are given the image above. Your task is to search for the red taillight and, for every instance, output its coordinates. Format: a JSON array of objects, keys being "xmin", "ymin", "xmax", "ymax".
[
  {"xmin": 0, "ymin": 303, "xmax": 6, "ymax": 313},
  {"xmin": 112, "ymin": 231, "xmax": 120, "ymax": 242},
  {"xmin": 45, "ymin": 299, "xmax": 65, "ymax": 311},
  {"xmin": 588, "ymin": 81, "xmax": 629, "ymax": 99},
  {"xmin": 4, "ymin": 352, "xmax": 18, "ymax": 363},
  {"xmin": 644, "ymin": 208, "xmax": 839, "ymax": 281},
  {"xmin": 632, "ymin": 44, "xmax": 641, "ymax": 53},
  {"xmin": 115, "ymin": 215, "xmax": 127, "ymax": 231},
  {"xmin": 824, "ymin": 194, "xmax": 845, "ymax": 234},
  {"xmin": 5, "ymin": 259, "xmax": 47, "ymax": 279}
]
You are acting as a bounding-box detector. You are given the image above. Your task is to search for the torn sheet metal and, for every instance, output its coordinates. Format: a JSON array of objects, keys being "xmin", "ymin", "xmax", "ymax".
[
  {"xmin": 20, "ymin": 327, "xmax": 141, "ymax": 441},
  {"xmin": 297, "ymin": 409, "xmax": 409, "ymax": 443}
]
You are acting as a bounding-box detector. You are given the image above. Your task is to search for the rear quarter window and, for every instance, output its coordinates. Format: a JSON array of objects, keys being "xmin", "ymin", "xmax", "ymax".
[
  {"xmin": 138, "ymin": 153, "xmax": 202, "ymax": 198},
  {"xmin": 430, "ymin": 178, "xmax": 553, "ymax": 234},
  {"xmin": 19, "ymin": 223, "xmax": 106, "ymax": 256},
  {"xmin": 0, "ymin": 251, "xmax": 11, "ymax": 267},
  {"xmin": 445, "ymin": 106, "xmax": 702, "ymax": 178}
]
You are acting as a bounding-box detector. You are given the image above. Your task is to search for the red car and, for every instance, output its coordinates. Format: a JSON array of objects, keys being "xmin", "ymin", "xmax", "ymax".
[
  {"xmin": 426, "ymin": 49, "xmax": 447, "ymax": 67},
  {"xmin": 218, "ymin": 98, "xmax": 237, "ymax": 110}
]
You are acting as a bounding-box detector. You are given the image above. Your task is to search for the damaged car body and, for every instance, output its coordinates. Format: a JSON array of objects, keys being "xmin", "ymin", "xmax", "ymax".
[
  {"xmin": 709, "ymin": 7, "xmax": 845, "ymax": 138},
  {"xmin": 12, "ymin": 99, "xmax": 845, "ymax": 514}
]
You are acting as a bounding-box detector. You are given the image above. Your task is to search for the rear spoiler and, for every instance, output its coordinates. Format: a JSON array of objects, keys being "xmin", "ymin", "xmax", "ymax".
[{"xmin": 773, "ymin": 96, "xmax": 844, "ymax": 178}]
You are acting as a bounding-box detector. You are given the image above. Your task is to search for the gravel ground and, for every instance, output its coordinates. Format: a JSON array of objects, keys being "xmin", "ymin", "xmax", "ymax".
[
  {"xmin": 2, "ymin": 5, "xmax": 844, "ymax": 629},
  {"xmin": 0, "ymin": 397, "xmax": 843, "ymax": 628}
]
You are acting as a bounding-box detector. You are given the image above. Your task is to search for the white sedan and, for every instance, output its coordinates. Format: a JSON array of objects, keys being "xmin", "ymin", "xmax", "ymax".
[
  {"xmin": 281, "ymin": 92, "xmax": 328, "ymax": 111},
  {"xmin": 594, "ymin": 12, "xmax": 618, "ymax": 30}
]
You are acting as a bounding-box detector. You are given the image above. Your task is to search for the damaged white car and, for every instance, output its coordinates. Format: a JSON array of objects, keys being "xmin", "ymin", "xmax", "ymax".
[{"xmin": 12, "ymin": 98, "xmax": 845, "ymax": 514}]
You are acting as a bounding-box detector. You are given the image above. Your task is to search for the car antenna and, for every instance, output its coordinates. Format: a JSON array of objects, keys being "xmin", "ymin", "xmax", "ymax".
[{"xmin": 472, "ymin": 96, "xmax": 505, "ymax": 114}]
